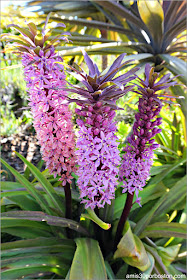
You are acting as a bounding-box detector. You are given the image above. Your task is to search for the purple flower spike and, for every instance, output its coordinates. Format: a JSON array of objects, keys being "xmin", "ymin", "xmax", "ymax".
[
  {"xmin": 68, "ymin": 51, "xmax": 139, "ymax": 209},
  {"xmin": 2, "ymin": 19, "xmax": 77, "ymax": 186},
  {"xmin": 120, "ymin": 64, "xmax": 178, "ymax": 204}
]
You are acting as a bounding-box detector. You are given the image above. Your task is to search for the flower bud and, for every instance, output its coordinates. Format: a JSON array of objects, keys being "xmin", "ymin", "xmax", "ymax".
[
  {"xmin": 146, "ymin": 122, "xmax": 151, "ymax": 129},
  {"xmin": 135, "ymin": 113, "xmax": 141, "ymax": 120},
  {"xmin": 152, "ymin": 128, "xmax": 158, "ymax": 134},
  {"xmin": 94, "ymin": 128, "xmax": 99, "ymax": 135},
  {"xmin": 104, "ymin": 106, "xmax": 110, "ymax": 113},
  {"xmin": 103, "ymin": 119, "xmax": 108, "ymax": 126},
  {"xmin": 156, "ymin": 117, "xmax": 162, "ymax": 125},
  {"xmin": 82, "ymin": 111, "xmax": 87, "ymax": 117},
  {"xmin": 86, "ymin": 117, "xmax": 93, "ymax": 125},
  {"xmin": 140, "ymin": 128, "xmax": 144, "ymax": 135},
  {"xmin": 142, "ymin": 139, "xmax": 147, "ymax": 146},
  {"xmin": 137, "ymin": 120, "xmax": 142, "ymax": 126},
  {"xmin": 146, "ymin": 131, "xmax": 152, "ymax": 138},
  {"xmin": 96, "ymin": 114, "xmax": 102, "ymax": 122},
  {"xmin": 96, "ymin": 101, "xmax": 102, "ymax": 108},
  {"xmin": 87, "ymin": 112, "xmax": 92, "ymax": 117},
  {"xmin": 151, "ymin": 143, "xmax": 159, "ymax": 149},
  {"xmin": 75, "ymin": 108, "xmax": 81, "ymax": 115},
  {"xmin": 88, "ymin": 106, "xmax": 93, "ymax": 112}
]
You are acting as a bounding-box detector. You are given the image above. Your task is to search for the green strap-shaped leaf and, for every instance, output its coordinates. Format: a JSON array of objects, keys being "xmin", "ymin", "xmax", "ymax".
[
  {"xmin": 95, "ymin": 1, "xmax": 145, "ymax": 29},
  {"xmin": 134, "ymin": 164, "xmax": 186, "ymax": 236},
  {"xmin": 1, "ymin": 217, "xmax": 52, "ymax": 239},
  {"xmin": 167, "ymin": 264, "xmax": 186, "ymax": 279},
  {"xmin": 69, "ymin": 238, "xmax": 107, "ymax": 280},
  {"xmin": 58, "ymin": 42, "xmax": 147, "ymax": 56},
  {"xmin": 1, "ymin": 236, "xmax": 74, "ymax": 251},
  {"xmin": 160, "ymin": 54, "xmax": 187, "ymax": 84},
  {"xmin": 2, "ymin": 254, "xmax": 70, "ymax": 279},
  {"xmin": 1, "ymin": 181, "xmax": 25, "ymax": 190},
  {"xmin": 0, "ymin": 158, "xmax": 51, "ymax": 215},
  {"xmin": 104, "ymin": 261, "xmax": 116, "ymax": 280},
  {"xmin": 1, "ymin": 211, "xmax": 89, "ymax": 236},
  {"xmin": 1, "ymin": 237, "xmax": 75, "ymax": 263},
  {"xmin": 140, "ymin": 252, "xmax": 155, "ymax": 280},
  {"xmin": 14, "ymin": 152, "xmax": 65, "ymax": 216},
  {"xmin": 145, "ymin": 244, "xmax": 172, "ymax": 279},
  {"xmin": 138, "ymin": 0, "xmax": 164, "ymax": 49},
  {"xmin": 140, "ymin": 222, "xmax": 186, "ymax": 239},
  {"xmin": 114, "ymin": 222, "xmax": 151, "ymax": 271},
  {"xmin": 154, "ymin": 175, "xmax": 187, "ymax": 216},
  {"xmin": 157, "ymin": 244, "xmax": 181, "ymax": 267},
  {"xmin": 3, "ymin": 195, "xmax": 42, "ymax": 211}
]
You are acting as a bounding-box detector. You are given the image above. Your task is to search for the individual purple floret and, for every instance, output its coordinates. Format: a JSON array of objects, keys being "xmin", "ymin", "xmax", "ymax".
[
  {"xmin": 119, "ymin": 64, "xmax": 178, "ymax": 205},
  {"xmin": 67, "ymin": 51, "xmax": 139, "ymax": 209}
]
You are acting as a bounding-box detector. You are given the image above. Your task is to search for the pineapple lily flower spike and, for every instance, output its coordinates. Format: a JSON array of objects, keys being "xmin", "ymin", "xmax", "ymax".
[
  {"xmin": 66, "ymin": 51, "xmax": 139, "ymax": 209},
  {"xmin": 119, "ymin": 64, "xmax": 179, "ymax": 205},
  {"xmin": 1, "ymin": 15, "xmax": 77, "ymax": 187},
  {"xmin": 114, "ymin": 63, "xmax": 179, "ymax": 249}
]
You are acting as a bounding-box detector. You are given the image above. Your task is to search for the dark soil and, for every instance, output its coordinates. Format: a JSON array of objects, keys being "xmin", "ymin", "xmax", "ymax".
[{"xmin": 1, "ymin": 131, "xmax": 46, "ymax": 179}]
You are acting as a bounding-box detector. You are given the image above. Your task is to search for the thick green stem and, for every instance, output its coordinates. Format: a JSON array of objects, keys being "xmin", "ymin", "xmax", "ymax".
[{"xmin": 113, "ymin": 192, "xmax": 134, "ymax": 251}]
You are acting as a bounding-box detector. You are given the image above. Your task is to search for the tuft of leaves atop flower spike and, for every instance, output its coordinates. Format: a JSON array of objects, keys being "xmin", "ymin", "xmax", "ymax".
[
  {"xmin": 1, "ymin": 13, "xmax": 70, "ymax": 56},
  {"xmin": 66, "ymin": 50, "xmax": 139, "ymax": 109},
  {"xmin": 135, "ymin": 64, "xmax": 180, "ymax": 105}
]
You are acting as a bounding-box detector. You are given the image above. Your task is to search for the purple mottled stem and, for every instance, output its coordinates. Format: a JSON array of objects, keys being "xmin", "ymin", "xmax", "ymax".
[
  {"xmin": 114, "ymin": 192, "xmax": 134, "ymax": 250},
  {"xmin": 64, "ymin": 182, "xmax": 72, "ymax": 238},
  {"xmin": 64, "ymin": 182, "xmax": 72, "ymax": 220}
]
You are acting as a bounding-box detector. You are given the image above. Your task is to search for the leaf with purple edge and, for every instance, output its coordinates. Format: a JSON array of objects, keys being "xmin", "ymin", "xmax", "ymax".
[
  {"xmin": 27, "ymin": 22, "xmax": 37, "ymax": 36},
  {"xmin": 82, "ymin": 50, "xmax": 96, "ymax": 77},
  {"xmin": 7, "ymin": 24, "xmax": 34, "ymax": 41}
]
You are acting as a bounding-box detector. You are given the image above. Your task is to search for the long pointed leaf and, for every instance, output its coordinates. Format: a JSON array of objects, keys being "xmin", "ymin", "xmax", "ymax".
[
  {"xmin": 2, "ymin": 211, "xmax": 89, "ymax": 236},
  {"xmin": 69, "ymin": 238, "xmax": 107, "ymax": 280},
  {"xmin": 15, "ymin": 152, "xmax": 65, "ymax": 216},
  {"xmin": 0, "ymin": 158, "xmax": 51, "ymax": 214},
  {"xmin": 140, "ymin": 222, "xmax": 186, "ymax": 239},
  {"xmin": 134, "ymin": 159, "xmax": 186, "ymax": 236}
]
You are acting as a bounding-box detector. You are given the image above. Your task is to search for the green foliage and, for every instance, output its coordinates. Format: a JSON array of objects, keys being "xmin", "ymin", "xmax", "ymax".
[
  {"xmin": 114, "ymin": 221, "xmax": 151, "ymax": 271},
  {"xmin": 24, "ymin": 1, "xmax": 186, "ymax": 66},
  {"xmin": 1, "ymin": 139, "xmax": 186, "ymax": 279},
  {"xmin": 69, "ymin": 238, "xmax": 107, "ymax": 280},
  {"xmin": 0, "ymin": 108, "xmax": 22, "ymax": 136}
]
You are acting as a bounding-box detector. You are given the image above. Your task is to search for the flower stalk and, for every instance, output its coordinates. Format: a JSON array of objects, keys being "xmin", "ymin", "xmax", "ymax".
[
  {"xmin": 114, "ymin": 64, "xmax": 178, "ymax": 248},
  {"xmin": 114, "ymin": 192, "xmax": 134, "ymax": 250}
]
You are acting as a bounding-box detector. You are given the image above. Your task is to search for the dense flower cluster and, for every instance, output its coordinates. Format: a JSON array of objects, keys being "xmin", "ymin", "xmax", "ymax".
[
  {"xmin": 22, "ymin": 48, "xmax": 76, "ymax": 185},
  {"xmin": 75, "ymin": 103, "xmax": 121, "ymax": 209},
  {"xmin": 68, "ymin": 52, "xmax": 138, "ymax": 208},
  {"xmin": 119, "ymin": 64, "xmax": 177, "ymax": 204},
  {"xmin": 119, "ymin": 96, "xmax": 162, "ymax": 205},
  {"xmin": 4, "ymin": 21, "xmax": 76, "ymax": 186}
]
